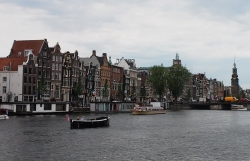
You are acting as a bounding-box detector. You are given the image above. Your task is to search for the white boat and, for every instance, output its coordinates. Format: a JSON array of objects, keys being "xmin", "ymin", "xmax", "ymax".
[
  {"xmin": 231, "ymin": 104, "xmax": 247, "ymax": 111},
  {"xmin": 0, "ymin": 115, "xmax": 9, "ymax": 120},
  {"xmin": 131, "ymin": 104, "xmax": 166, "ymax": 115},
  {"xmin": 0, "ymin": 108, "xmax": 9, "ymax": 120}
]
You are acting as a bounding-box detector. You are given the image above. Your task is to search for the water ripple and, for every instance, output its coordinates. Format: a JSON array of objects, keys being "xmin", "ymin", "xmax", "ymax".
[{"xmin": 1, "ymin": 111, "xmax": 250, "ymax": 160}]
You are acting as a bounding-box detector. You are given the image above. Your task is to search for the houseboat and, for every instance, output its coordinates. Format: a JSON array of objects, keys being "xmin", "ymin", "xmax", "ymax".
[{"xmin": 0, "ymin": 102, "xmax": 70, "ymax": 115}]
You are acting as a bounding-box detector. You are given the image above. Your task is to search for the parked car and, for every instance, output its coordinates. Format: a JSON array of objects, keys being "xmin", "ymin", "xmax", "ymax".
[{"xmin": 239, "ymin": 98, "xmax": 250, "ymax": 102}]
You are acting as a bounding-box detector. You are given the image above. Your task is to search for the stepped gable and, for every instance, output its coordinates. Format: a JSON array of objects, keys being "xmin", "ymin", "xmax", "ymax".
[{"xmin": 8, "ymin": 39, "xmax": 45, "ymax": 58}]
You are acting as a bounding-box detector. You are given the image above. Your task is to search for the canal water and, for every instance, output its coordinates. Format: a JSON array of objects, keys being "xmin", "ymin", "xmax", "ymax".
[{"xmin": 1, "ymin": 110, "xmax": 250, "ymax": 161}]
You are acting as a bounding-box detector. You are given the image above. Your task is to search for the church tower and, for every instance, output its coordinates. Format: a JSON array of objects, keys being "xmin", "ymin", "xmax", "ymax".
[
  {"xmin": 173, "ymin": 53, "xmax": 181, "ymax": 66},
  {"xmin": 231, "ymin": 59, "xmax": 239, "ymax": 96}
]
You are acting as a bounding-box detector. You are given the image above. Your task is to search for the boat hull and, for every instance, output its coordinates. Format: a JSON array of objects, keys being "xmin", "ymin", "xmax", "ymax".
[
  {"xmin": 0, "ymin": 115, "xmax": 9, "ymax": 120},
  {"xmin": 70, "ymin": 116, "xmax": 110, "ymax": 129},
  {"xmin": 131, "ymin": 110, "xmax": 166, "ymax": 115},
  {"xmin": 231, "ymin": 105, "xmax": 247, "ymax": 111}
]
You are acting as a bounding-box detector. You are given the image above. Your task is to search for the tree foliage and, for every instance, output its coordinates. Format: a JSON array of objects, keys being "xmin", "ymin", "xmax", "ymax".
[
  {"xmin": 130, "ymin": 80, "xmax": 137, "ymax": 101},
  {"xmin": 147, "ymin": 65, "xmax": 168, "ymax": 101},
  {"xmin": 102, "ymin": 79, "xmax": 109, "ymax": 100},
  {"xmin": 6, "ymin": 91, "xmax": 13, "ymax": 102},
  {"xmin": 140, "ymin": 86, "xmax": 147, "ymax": 102},
  {"xmin": 37, "ymin": 73, "xmax": 47, "ymax": 99},
  {"xmin": 116, "ymin": 84, "xmax": 124, "ymax": 101},
  {"xmin": 76, "ymin": 75, "xmax": 84, "ymax": 96},
  {"xmin": 185, "ymin": 88, "xmax": 192, "ymax": 101},
  {"xmin": 166, "ymin": 65, "xmax": 191, "ymax": 102}
]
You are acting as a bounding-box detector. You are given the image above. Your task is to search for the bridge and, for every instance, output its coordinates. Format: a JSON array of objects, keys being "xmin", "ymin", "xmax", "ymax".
[{"xmin": 188, "ymin": 102, "xmax": 250, "ymax": 110}]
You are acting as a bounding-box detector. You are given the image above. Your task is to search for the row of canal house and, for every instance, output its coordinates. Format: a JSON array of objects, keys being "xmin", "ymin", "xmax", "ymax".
[
  {"xmin": 191, "ymin": 73, "xmax": 224, "ymax": 102},
  {"xmin": 0, "ymin": 39, "xmax": 233, "ymax": 108},
  {"xmin": 0, "ymin": 39, "xmax": 146, "ymax": 109},
  {"xmin": 191, "ymin": 59, "xmax": 242, "ymax": 102},
  {"xmin": 0, "ymin": 39, "xmax": 87, "ymax": 103}
]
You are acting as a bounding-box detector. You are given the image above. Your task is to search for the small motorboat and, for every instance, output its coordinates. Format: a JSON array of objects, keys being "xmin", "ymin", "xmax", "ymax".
[
  {"xmin": 0, "ymin": 108, "xmax": 9, "ymax": 120},
  {"xmin": 231, "ymin": 104, "xmax": 247, "ymax": 111},
  {"xmin": 70, "ymin": 116, "xmax": 110, "ymax": 129}
]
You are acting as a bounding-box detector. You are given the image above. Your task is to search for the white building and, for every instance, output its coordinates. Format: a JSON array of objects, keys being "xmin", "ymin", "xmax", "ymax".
[{"xmin": 0, "ymin": 58, "xmax": 25, "ymax": 102}]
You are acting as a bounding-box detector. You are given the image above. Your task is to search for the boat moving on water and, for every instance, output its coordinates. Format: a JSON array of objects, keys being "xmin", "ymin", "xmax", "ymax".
[{"xmin": 70, "ymin": 116, "xmax": 110, "ymax": 129}]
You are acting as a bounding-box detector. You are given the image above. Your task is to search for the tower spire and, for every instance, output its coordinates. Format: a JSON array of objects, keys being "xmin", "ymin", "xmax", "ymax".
[{"xmin": 234, "ymin": 56, "xmax": 236, "ymax": 68}]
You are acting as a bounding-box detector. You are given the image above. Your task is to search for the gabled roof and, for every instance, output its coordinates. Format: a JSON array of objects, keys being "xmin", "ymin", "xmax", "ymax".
[
  {"xmin": 0, "ymin": 57, "xmax": 27, "ymax": 71},
  {"xmin": 8, "ymin": 39, "xmax": 45, "ymax": 58},
  {"xmin": 96, "ymin": 56, "xmax": 103, "ymax": 66}
]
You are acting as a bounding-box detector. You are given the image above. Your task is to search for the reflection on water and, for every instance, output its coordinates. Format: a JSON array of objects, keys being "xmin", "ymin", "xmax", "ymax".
[{"xmin": 1, "ymin": 110, "xmax": 250, "ymax": 161}]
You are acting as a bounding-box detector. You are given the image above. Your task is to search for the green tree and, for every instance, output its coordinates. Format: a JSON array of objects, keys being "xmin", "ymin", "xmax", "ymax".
[
  {"xmin": 102, "ymin": 79, "xmax": 109, "ymax": 101},
  {"xmin": 37, "ymin": 73, "xmax": 47, "ymax": 100},
  {"xmin": 116, "ymin": 84, "xmax": 124, "ymax": 101},
  {"xmin": 130, "ymin": 81, "xmax": 137, "ymax": 101},
  {"xmin": 76, "ymin": 75, "xmax": 84, "ymax": 96},
  {"xmin": 166, "ymin": 65, "xmax": 191, "ymax": 102},
  {"xmin": 140, "ymin": 86, "xmax": 147, "ymax": 102},
  {"xmin": 147, "ymin": 65, "xmax": 168, "ymax": 102},
  {"xmin": 6, "ymin": 91, "xmax": 13, "ymax": 102},
  {"xmin": 185, "ymin": 88, "xmax": 192, "ymax": 101}
]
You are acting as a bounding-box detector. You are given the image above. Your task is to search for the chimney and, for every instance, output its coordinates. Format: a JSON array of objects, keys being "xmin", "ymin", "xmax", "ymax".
[
  {"xmin": 92, "ymin": 50, "xmax": 96, "ymax": 56},
  {"xmin": 103, "ymin": 53, "xmax": 107, "ymax": 58}
]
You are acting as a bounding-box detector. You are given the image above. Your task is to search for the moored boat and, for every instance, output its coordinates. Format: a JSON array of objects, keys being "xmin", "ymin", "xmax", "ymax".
[
  {"xmin": 231, "ymin": 104, "xmax": 247, "ymax": 111},
  {"xmin": 70, "ymin": 116, "xmax": 110, "ymax": 129},
  {"xmin": 0, "ymin": 108, "xmax": 9, "ymax": 120},
  {"xmin": 131, "ymin": 104, "xmax": 166, "ymax": 115}
]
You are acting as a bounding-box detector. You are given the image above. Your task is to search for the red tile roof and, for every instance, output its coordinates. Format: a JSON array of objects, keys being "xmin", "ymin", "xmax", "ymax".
[
  {"xmin": 8, "ymin": 39, "xmax": 45, "ymax": 58},
  {"xmin": 0, "ymin": 57, "xmax": 27, "ymax": 71}
]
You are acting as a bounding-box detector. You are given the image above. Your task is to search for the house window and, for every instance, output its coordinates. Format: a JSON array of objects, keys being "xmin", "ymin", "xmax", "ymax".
[
  {"xmin": 55, "ymin": 85, "xmax": 60, "ymax": 98},
  {"xmin": 38, "ymin": 59, "xmax": 42, "ymax": 66},
  {"xmin": 24, "ymin": 49, "xmax": 32, "ymax": 57},
  {"xmin": 52, "ymin": 72, "xmax": 54, "ymax": 80},
  {"xmin": 44, "ymin": 104, "xmax": 51, "ymax": 110},
  {"xmin": 3, "ymin": 86, "xmax": 6, "ymax": 93},
  {"xmin": 43, "ymin": 52, "xmax": 47, "ymax": 57},
  {"xmin": 59, "ymin": 64, "xmax": 62, "ymax": 71},
  {"xmin": 3, "ymin": 66, "xmax": 10, "ymax": 71},
  {"xmin": 3, "ymin": 77, "xmax": 7, "ymax": 82}
]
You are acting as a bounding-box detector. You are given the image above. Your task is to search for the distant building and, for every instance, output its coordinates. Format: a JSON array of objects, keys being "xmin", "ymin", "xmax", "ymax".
[
  {"xmin": 173, "ymin": 53, "xmax": 181, "ymax": 66},
  {"xmin": 231, "ymin": 59, "xmax": 239, "ymax": 97}
]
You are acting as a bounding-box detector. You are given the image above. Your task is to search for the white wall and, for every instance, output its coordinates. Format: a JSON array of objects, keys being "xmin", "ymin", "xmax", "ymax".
[{"xmin": 0, "ymin": 66, "xmax": 22, "ymax": 102}]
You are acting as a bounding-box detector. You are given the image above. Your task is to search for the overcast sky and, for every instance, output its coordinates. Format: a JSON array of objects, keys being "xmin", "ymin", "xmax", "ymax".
[{"xmin": 1, "ymin": 0, "xmax": 250, "ymax": 88}]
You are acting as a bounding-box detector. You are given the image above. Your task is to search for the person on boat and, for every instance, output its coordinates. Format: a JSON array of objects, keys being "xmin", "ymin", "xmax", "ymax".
[{"xmin": 76, "ymin": 117, "xmax": 80, "ymax": 120}]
